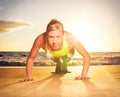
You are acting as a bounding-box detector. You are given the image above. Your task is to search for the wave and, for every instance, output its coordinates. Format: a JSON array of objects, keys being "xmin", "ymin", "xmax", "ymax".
[{"xmin": 0, "ymin": 52, "xmax": 120, "ymax": 66}]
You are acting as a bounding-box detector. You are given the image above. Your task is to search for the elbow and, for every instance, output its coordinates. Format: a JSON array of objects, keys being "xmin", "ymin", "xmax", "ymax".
[
  {"xmin": 83, "ymin": 53, "xmax": 90, "ymax": 60},
  {"xmin": 87, "ymin": 54, "xmax": 90, "ymax": 62},
  {"xmin": 26, "ymin": 55, "xmax": 35, "ymax": 63},
  {"xmin": 88, "ymin": 54, "xmax": 91, "ymax": 60},
  {"xmin": 83, "ymin": 53, "xmax": 91, "ymax": 65}
]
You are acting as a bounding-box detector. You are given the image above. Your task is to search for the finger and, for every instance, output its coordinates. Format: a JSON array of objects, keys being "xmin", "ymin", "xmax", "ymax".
[
  {"xmin": 26, "ymin": 78, "xmax": 34, "ymax": 81},
  {"xmin": 22, "ymin": 78, "xmax": 34, "ymax": 81},
  {"xmin": 75, "ymin": 76, "xmax": 82, "ymax": 80},
  {"xmin": 81, "ymin": 77, "xmax": 90, "ymax": 80},
  {"xmin": 29, "ymin": 78, "xmax": 34, "ymax": 81},
  {"xmin": 75, "ymin": 76, "xmax": 90, "ymax": 80}
]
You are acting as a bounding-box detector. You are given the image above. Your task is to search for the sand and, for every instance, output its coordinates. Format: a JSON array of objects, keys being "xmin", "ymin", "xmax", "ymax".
[{"xmin": 0, "ymin": 65, "xmax": 120, "ymax": 97}]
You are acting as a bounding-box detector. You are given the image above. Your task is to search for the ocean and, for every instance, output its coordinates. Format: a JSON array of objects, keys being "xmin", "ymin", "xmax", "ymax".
[{"xmin": 0, "ymin": 52, "xmax": 120, "ymax": 66}]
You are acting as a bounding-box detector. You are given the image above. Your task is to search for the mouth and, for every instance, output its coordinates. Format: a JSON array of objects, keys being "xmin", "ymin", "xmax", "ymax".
[
  {"xmin": 52, "ymin": 44, "xmax": 61, "ymax": 50},
  {"xmin": 53, "ymin": 44, "xmax": 57, "ymax": 47},
  {"xmin": 52, "ymin": 45, "xmax": 58, "ymax": 50}
]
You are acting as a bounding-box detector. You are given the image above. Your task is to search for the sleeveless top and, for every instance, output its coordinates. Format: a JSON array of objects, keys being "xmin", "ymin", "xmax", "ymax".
[{"xmin": 44, "ymin": 35, "xmax": 73, "ymax": 58}]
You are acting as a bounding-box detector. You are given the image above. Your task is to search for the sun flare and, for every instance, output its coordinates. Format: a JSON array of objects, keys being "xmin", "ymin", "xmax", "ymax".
[{"xmin": 65, "ymin": 18, "xmax": 96, "ymax": 52}]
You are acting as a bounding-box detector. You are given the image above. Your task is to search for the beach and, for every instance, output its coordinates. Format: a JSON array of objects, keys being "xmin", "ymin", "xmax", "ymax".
[{"xmin": 0, "ymin": 65, "xmax": 120, "ymax": 97}]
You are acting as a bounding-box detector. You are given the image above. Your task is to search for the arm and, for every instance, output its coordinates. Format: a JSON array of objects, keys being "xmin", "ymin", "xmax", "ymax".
[
  {"xmin": 75, "ymin": 39, "xmax": 90, "ymax": 79},
  {"xmin": 24, "ymin": 34, "xmax": 44, "ymax": 81},
  {"xmin": 66, "ymin": 32, "xmax": 90, "ymax": 80}
]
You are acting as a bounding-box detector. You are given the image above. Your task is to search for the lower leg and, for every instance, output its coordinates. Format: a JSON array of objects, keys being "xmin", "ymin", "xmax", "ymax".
[
  {"xmin": 61, "ymin": 55, "xmax": 71, "ymax": 73},
  {"xmin": 55, "ymin": 63, "xmax": 61, "ymax": 73},
  {"xmin": 61, "ymin": 63, "xmax": 67, "ymax": 72}
]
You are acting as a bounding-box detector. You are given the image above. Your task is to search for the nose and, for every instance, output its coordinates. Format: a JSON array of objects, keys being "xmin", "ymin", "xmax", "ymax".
[{"xmin": 53, "ymin": 37, "xmax": 57, "ymax": 43}]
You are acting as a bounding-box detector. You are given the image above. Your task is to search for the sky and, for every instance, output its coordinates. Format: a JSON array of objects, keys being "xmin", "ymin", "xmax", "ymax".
[{"xmin": 0, "ymin": 0, "xmax": 120, "ymax": 52}]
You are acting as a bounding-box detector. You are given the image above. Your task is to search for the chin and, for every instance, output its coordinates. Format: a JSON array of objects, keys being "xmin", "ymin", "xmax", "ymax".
[
  {"xmin": 52, "ymin": 47, "xmax": 61, "ymax": 51},
  {"xmin": 52, "ymin": 48, "xmax": 59, "ymax": 51}
]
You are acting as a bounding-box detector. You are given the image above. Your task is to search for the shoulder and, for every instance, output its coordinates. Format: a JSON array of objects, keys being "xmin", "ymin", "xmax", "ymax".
[
  {"xmin": 64, "ymin": 31, "xmax": 72, "ymax": 36},
  {"xmin": 36, "ymin": 33, "xmax": 45, "ymax": 40},
  {"xmin": 34, "ymin": 32, "xmax": 46, "ymax": 48},
  {"xmin": 64, "ymin": 31, "xmax": 78, "ymax": 47},
  {"xmin": 35, "ymin": 33, "xmax": 44, "ymax": 44},
  {"xmin": 64, "ymin": 31, "xmax": 74, "ymax": 40},
  {"xmin": 64, "ymin": 31, "xmax": 77, "ymax": 42},
  {"xmin": 64, "ymin": 31, "xmax": 76, "ymax": 38}
]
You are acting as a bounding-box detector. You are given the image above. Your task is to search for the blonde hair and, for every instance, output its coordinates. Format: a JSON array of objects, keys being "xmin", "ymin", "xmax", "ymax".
[{"xmin": 46, "ymin": 19, "xmax": 64, "ymax": 34}]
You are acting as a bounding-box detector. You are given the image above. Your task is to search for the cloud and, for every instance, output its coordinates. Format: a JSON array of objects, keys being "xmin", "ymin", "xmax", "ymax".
[
  {"xmin": 0, "ymin": 6, "xmax": 3, "ymax": 10},
  {"xmin": 0, "ymin": 20, "xmax": 31, "ymax": 33}
]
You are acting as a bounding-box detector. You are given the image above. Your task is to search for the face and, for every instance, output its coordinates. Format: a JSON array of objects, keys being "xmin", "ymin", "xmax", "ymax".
[{"xmin": 47, "ymin": 30, "xmax": 63, "ymax": 51}]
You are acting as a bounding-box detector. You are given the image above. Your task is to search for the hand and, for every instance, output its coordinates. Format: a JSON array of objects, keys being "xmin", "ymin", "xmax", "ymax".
[
  {"xmin": 75, "ymin": 76, "xmax": 90, "ymax": 80},
  {"xmin": 20, "ymin": 76, "xmax": 34, "ymax": 82},
  {"xmin": 23, "ymin": 77, "xmax": 34, "ymax": 81}
]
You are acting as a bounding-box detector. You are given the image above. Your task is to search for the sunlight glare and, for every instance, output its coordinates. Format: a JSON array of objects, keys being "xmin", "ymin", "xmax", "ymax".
[{"xmin": 65, "ymin": 18, "xmax": 96, "ymax": 52}]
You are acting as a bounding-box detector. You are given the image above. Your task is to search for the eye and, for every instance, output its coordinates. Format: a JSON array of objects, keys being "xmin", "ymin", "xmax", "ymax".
[
  {"xmin": 48, "ymin": 36, "xmax": 53, "ymax": 40},
  {"xmin": 57, "ymin": 36, "xmax": 60, "ymax": 38},
  {"xmin": 57, "ymin": 35, "xmax": 62, "ymax": 38}
]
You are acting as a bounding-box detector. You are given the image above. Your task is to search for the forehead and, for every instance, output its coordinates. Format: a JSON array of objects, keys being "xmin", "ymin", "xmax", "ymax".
[{"xmin": 47, "ymin": 30, "xmax": 63, "ymax": 36}]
